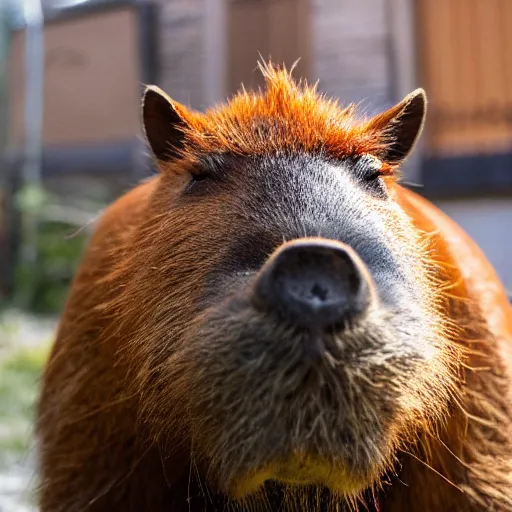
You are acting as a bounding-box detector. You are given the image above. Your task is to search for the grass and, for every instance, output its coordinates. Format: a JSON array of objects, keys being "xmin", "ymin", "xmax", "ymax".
[
  {"xmin": 0, "ymin": 343, "xmax": 51, "ymax": 466},
  {"xmin": 0, "ymin": 310, "xmax": 56, "ymax": 510}
]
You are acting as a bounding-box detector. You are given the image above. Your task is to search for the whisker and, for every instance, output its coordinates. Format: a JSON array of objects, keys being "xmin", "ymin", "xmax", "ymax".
[{"xmin": 399, "ymin": 449, "xmax": 464, "ymax": 492}]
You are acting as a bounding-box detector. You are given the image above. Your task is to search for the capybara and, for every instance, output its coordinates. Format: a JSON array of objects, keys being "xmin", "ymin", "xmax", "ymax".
[{"xmin": 36, "ymin": 63, "xmax": 512, "ymax": 511}]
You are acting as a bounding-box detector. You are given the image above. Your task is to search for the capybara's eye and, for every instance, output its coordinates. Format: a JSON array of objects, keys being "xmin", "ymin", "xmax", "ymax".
[
  {"xmin": 191, "ymin": 170, "xmax": 210, "ymax": 182},
  {"xmin": 355, "ymin": 154, "xmax": 385, "ymax": 182},
  {"xmin": 185, "ymin": 167, "xmax": 217, "ymax": 195},
  {"xmin": 352, "ymin": 155, "xmax": 391, "ymax": 198},
  {"xmin": 364, "ymin": 168, "xmax": 383, "ymax": 182}
]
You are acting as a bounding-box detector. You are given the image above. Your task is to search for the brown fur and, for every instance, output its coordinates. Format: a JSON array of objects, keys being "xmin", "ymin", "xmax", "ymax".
[{"xmin": 36, "ymin": 64, "xmax": 512, "ymax": 511}]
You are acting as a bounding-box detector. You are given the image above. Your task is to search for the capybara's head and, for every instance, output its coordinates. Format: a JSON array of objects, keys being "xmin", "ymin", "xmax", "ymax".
[{"xmin": 111, "ymin": 64, "xmax": 458, "ymax": 504}]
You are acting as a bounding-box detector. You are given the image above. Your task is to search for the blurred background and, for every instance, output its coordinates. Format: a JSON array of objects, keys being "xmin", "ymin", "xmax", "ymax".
[{"xmin": 0, "ymin": 0, "xmax": 511, "ymax": 509}]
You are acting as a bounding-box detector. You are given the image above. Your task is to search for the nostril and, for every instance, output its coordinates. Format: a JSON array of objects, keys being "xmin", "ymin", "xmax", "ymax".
[
  {"xmin": 310, "ymin": 284, "xmax": 328, "ymax": 302},
  {"xmin": 291, "ymin": 281, "xmax": 338, "ymax": 309},
  {"xmin": 289, "ymin": 281, "xmax": 329, "ymax": 304}
]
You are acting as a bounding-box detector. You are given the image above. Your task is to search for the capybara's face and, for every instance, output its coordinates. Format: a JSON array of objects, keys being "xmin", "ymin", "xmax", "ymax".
[{"xmin": 118, "ymin": 67, "xmax": 457, "ymax": 502}]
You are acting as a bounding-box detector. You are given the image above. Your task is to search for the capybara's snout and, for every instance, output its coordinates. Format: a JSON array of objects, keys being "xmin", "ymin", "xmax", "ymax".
[{"xmin": 251, "ymin": 238, "xmax": 374, "ymax": 330}]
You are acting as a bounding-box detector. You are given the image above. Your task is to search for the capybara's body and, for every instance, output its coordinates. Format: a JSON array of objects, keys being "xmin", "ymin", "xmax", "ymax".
[{"xmin": 37, "ymin": 65, "xmax": 512, "ymax": 511}]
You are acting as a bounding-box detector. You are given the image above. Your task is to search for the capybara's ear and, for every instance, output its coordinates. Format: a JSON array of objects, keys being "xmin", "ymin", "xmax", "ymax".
[
  {"xmin": 366, "ymin": 88, "xmax": 427, "ymax": 165},
  {"xmin": 142, "ymin": 85, "xmax": 191, "ymax": 164}
]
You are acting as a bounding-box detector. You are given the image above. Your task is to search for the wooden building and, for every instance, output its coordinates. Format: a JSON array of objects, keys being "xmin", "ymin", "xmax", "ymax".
[{"xmin": 2, "ymin": 0, "xmax": 512, "ymax": 296}]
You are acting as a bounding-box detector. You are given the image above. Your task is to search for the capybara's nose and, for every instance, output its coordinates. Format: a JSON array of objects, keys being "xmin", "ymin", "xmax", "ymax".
[{"xmin": 251, "ymin": 238, "xmax": 373, "ymax": 329}]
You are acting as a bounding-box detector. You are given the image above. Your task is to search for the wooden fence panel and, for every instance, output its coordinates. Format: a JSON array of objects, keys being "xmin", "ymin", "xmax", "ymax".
[
  {"xmin": 226, "ymin": 0, "xmax": 310, "ymax": 98},
  {"xmin": 416, "ymin": 0, "xmax": 512, "ymax": 156}
]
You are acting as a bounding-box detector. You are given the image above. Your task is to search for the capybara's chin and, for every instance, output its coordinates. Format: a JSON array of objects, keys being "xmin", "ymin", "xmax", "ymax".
[{"xmin": 165, "ymin": 283, "xmax": 452, "ymax": 500}]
